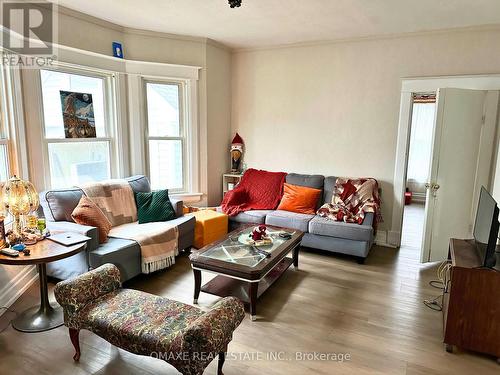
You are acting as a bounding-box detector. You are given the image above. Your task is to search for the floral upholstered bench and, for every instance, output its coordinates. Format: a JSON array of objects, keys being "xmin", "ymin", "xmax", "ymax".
[{"xmin": 54, "ymin": 264, "xmax": 245, "ymax": 375}]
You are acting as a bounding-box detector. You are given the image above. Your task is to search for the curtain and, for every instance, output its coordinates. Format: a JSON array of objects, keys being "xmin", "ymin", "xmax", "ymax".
[{"xmin": 407, "ymin": 102, "xmax": 436, "ymax": 183}]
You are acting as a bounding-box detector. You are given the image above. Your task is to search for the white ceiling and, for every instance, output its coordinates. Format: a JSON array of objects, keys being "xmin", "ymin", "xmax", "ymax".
[{"xmin": 55, "ymin": 0, "xmax": 500, "ymax": 49}]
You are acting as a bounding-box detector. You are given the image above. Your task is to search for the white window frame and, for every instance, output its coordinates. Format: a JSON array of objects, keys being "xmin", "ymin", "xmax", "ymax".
[
  {"xmin": 0, "ymin": 63, "xmax": 28, "ymax": 181},
  {"xmin": 143, "ymin": 78, "xmax": 189, "ymax": 193},
  {"xmin": 36, "ymin": 63, "xmax": 120, "ymax": 188},
  {"xmin": 0, "ymin": 67, "xmax": 11, "ymax": 180}
]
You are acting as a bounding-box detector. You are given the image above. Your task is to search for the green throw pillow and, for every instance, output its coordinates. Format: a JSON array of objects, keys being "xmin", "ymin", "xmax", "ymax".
[{"xmin": 135, "ymin": 189, "xmax": 176, "ymax": 224}]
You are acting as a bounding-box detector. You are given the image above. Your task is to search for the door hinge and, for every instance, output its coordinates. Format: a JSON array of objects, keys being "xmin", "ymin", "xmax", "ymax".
[{"xmin": 481, "ymin": 114, "xmax": 486, "ymax": 125}]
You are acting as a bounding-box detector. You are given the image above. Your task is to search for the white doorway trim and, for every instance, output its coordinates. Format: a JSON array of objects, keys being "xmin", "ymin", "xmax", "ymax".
[{"xmin": 391, "ymin": 74, "xmax": 500, "ymax": 249}]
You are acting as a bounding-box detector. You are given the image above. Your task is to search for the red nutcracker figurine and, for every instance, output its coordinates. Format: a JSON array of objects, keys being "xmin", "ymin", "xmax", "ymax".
[{"xmin": 251, "ymin": 225, "xmax": 267, "ymax": 241}]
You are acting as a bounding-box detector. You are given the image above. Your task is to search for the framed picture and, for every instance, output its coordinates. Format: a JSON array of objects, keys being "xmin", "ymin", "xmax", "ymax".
[
  {"xmin": 112, "ymin": 41, "xmax": 124, "ymax": 58},
  {"xmin": 59, "ymin": 90, "xmax": 96, "ymax": 138}
]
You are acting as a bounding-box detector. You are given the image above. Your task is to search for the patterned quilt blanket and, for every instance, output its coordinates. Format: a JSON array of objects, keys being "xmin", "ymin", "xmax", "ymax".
[
  {"xmin": 317, "ymin": 178, "xmax": 382, "ymax": 225},
  {"xmin": 80, "ymin": 180, "xmax": 178, "ymax": 274}
]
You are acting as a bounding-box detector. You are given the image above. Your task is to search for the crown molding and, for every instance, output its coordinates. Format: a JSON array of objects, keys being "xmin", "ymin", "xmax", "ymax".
[
  {"xmin": 44, "ymin": 2, "xmax": 125, "ymax": 32},
  {"xmin": 233, "ymin": 23, "xmax": 500, "ymax": 53},
  {"xmin": 121, "ymin": 26, "xmax": 206, "ymax": 44},
  {"xmin": 49, "ymin": 2, "xmax": 500, "ymax": 55},
  {"xmin": 206, "ymin": 38, "xmax": 232, "ymax": 52},
  {"xmin": 54, "ymin": 4, "xmax": 230, "ymax": 50}
]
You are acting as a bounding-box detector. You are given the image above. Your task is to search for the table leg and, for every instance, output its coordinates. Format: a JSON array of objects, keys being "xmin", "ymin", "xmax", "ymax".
[
  {"xmin": 249, "ymin": 282, "xmax": 258, "ymax": 321},
  {"xmin": 12, "ymin": 263, "xmax": 63, "ymax": 333},
  {"xmin": 193, "ymin": 268, "xmax": 201, "ymax": 304},
  {"xmin": 293, "ymin": 245, "xmax": 300, "ymax": 270}
]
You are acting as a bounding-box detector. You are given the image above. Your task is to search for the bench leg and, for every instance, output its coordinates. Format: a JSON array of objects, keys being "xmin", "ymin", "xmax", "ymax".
[
  {"xmin": 69, "ymin": 328, "xmax": 81, "ymax": 361},
  {"xmin": 217, "ymin": 348, "xmax": 226, "ymax": 375}
]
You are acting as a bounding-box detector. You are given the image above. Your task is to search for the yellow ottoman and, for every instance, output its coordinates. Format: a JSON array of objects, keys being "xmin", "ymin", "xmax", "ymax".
[{"xmin": 191, "ymin": 210, "xmax": 228, "ymax": 249}]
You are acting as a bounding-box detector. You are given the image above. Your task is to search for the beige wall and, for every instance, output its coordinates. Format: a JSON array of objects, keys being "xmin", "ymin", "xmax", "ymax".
[
  {"xmin": 206, "ymin": 43, "xmax": 232, "ymax": 206},
  {"xmin": 231, "ymin": 28, "xmax": 500, "ymax": 232}
]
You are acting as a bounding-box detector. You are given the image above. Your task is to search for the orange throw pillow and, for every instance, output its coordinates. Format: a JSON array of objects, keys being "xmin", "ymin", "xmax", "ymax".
[
  {"xmin": 277, "ymin": 183, "xmax": 322, "ymax": 215},
  {"xmin": 71, "ymin": 196, "xmax": 112, "ymax": 244}
]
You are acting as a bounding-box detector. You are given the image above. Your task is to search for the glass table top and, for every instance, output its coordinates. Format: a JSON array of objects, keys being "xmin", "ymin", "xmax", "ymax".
[{"xmin": 199, "ymin": 227, "xmax": 294, "ymax": 268}]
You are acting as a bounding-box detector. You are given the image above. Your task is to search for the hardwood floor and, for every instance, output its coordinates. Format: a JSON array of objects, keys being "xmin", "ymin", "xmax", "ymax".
[
  {"xmin": 401, "ymin": 202, "xmax": 425, "ymax": 252},
  {"xmin": 1, "ymin": 242, "xmax": 499, "ymax": 374}
]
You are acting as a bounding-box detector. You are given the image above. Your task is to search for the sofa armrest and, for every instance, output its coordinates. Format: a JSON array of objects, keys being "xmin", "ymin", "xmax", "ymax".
[
  {"xmin": 183, "ymin": 297, "xmax": 244, "ymax": 353},
  {"xmin": 169, "ymin": 197, "xmax": 184, "ymax": 218},
  {"xmin": 54, "ymin": 264, "xmax": 121, "ymax": 317},
  {"xmin": 46, "ymin": 221, "xmax": 99, "ymax": 253},
  {"xmin": 362, "ymin": 212, "xmax": 375, "ymax": 227}
]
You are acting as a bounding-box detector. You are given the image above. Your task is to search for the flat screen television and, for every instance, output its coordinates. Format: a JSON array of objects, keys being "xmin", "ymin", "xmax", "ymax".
[{"xmin": 473, "ymin": 186, "xmax": 499, "ymax": 268}]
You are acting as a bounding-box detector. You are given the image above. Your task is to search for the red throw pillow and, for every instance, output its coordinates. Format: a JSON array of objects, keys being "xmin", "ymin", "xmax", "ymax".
[
  {"xmin": 71, "ymin": 196, "xmax": 112, "ymax": 244},
  {"xmin": 277, "ymin": 183, "xmax": 322, "ymax": 215}
]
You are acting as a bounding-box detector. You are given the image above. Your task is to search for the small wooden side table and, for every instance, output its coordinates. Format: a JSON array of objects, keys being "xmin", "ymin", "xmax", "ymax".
[{"xmin": 0, "ymin": 239, "xmax": 86, "ymax": 333}]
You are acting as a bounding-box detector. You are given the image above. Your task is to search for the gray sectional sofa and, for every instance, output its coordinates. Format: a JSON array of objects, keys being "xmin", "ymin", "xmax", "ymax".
[
  {"xmin": 39, "ymin": 175, "xmax": 195, "ymax": 281},
  {"xmin": 228, "ymin": 173, "xmax": 375, "ymax": 263}
]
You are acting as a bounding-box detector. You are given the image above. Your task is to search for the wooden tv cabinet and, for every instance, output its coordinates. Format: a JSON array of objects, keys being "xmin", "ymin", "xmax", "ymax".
[{"xmin": 443, "ymin": 239, "xmax": 500, "ymax": 362}]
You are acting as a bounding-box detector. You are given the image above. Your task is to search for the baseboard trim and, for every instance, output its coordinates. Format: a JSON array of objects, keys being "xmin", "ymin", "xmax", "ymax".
[
  {"xmin": 375, "ymin": 230, "xmax": 399, "ymax": 248},
  {"xmin": 387, "ymin": 231, "xmax": 401, "ymax": 247},
  {"xmin": 0, "ymin": 265, "xmax": 38, "ymax": 315},
  {"xmin": 375, "ymin": 240, "xmax": 398, "ymax": 248}
]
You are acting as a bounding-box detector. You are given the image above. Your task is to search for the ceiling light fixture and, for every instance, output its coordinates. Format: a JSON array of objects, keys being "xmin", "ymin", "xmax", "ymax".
[{"xmin": 228, "ymin": 0, "xmax": 242, "ymax": 8}]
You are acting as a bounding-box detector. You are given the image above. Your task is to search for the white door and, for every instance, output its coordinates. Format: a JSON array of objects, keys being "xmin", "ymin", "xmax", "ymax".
[{"xmin": 421, "ymin": 88, "xmax": 495, "ymax": 262}]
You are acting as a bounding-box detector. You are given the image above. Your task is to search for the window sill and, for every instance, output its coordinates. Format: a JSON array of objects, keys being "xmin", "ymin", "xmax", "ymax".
[{"xmin": 171, "ymin": 192, "xmax": 203, "ymax": 203}]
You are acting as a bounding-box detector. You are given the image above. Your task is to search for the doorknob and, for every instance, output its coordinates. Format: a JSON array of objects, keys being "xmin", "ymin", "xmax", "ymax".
[
  {"xmin": 425, "ymin": 182, "xmax": 431, "ymax": 189},
  {"xmin": 432, "ymin": 183, "xmax": 440, "ymax": 190}
]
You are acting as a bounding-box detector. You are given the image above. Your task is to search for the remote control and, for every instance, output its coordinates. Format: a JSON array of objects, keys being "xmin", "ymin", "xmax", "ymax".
[{"xmin": 1, "ymin": 248, "xmax": 20, "ymax": 257}]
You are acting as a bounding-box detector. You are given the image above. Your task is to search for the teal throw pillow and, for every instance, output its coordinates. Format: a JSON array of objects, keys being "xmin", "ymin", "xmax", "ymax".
[{"xmin": 135, "ymin": 189, "xmax": 176, "ymax": 224}]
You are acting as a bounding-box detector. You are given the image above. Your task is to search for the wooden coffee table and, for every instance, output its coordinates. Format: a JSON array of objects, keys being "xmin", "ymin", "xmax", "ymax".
[
  {"xmin": 189, "ymin": 225, "xmax": 303, "ymax": 321},
  {"xmin": 0, "ymin": 239, "xmax": 86, "ymax": 332}
]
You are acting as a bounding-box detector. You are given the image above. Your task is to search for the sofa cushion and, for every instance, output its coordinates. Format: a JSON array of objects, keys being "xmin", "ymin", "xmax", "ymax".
[
  {"xmin": 308, "ymin": 213, "xmax": 374, "ymax": 242},
  {"xmin": 323, "ymin": 176, "xmax": 338, "ymax": 204},
  {"xmin": 229, "ymin": 210, "xmax": 273, "ymax": 224},
  {"xmin": 265, "ymin": 210, "xmax": 315, "ymax": 232},
  {"xmin": 286, "ymin": 174, "xmax": 324, "ymax": 210},
  {"xmin": 167, "ymin": 215, "xmax": 196, "ymax": 239},
  {"xmin": 286, "ymin": 173, "xmax": 324, "ymax": 189},
  {"xmin": 126, "ymin": 175, "xmax": 151, "ymax": 193},
  {"xmin": 40, "ymin": 188, "xmax": 84, "ymax": 222},
  {"xmin": 89, "ymin": 238, "xmax": 141, "ymax": 281}
]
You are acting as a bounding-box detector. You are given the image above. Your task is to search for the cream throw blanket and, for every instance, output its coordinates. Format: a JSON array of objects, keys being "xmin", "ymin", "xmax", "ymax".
[{"xmin": 79, "ymin": 179, "xmax": 179, "ymax": 274}]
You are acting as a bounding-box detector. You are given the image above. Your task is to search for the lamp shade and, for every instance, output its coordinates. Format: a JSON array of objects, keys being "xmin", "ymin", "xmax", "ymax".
[{"xmin": 2, "ymin": 176, "xmax": 39, "ymax": 216}]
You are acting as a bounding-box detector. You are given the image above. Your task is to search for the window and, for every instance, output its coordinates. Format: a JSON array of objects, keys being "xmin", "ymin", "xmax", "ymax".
[
  {"xmin": 40, "ymin": 68, "xmax": 114, "ymax": 188},
  {"xmin": 407, "ymin": 101, "xmax": 436, "ymax": 183},
  {"xmin": 0, "ymin": 67, "xmax": 10, "ymax": 182},
  {"xmin": 145, "ymin": 81, "xmax": 186, "ymax": 192}
]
